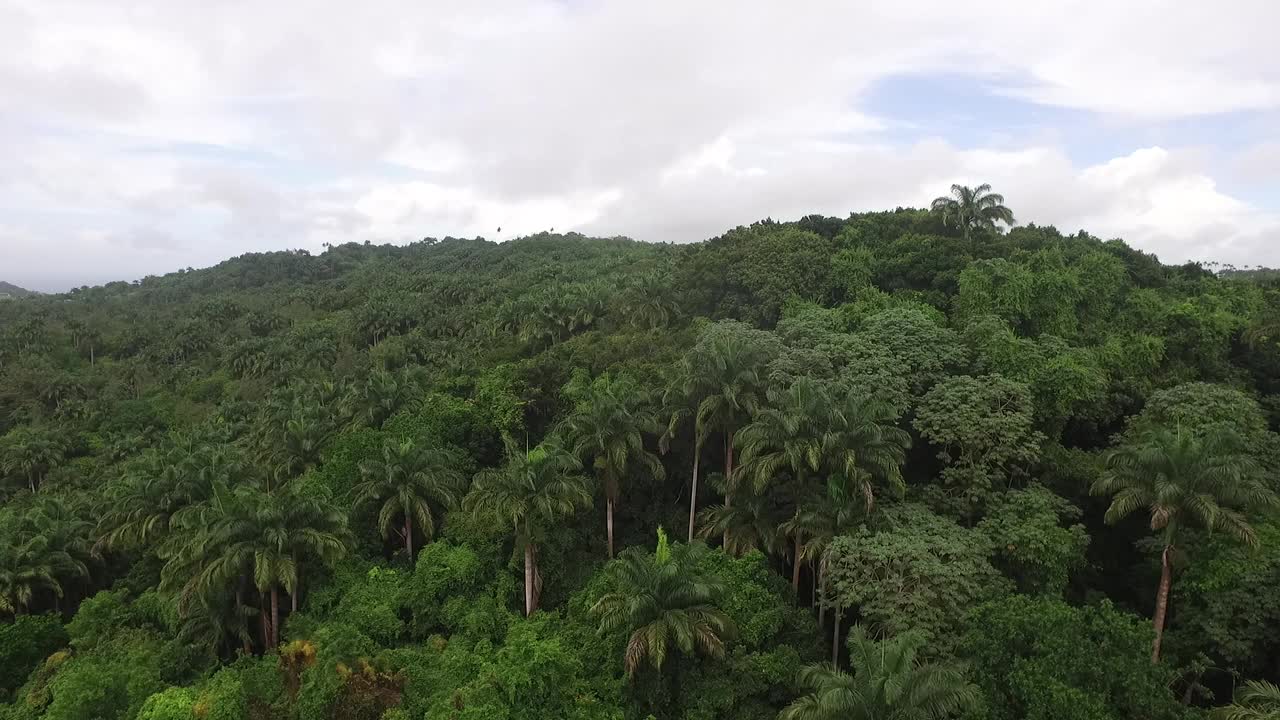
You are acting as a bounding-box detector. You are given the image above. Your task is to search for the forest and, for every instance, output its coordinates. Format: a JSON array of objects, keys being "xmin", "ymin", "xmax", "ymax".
[{"xmin": 1, "ymin": 185, "xmax": 1279, "ymax": 720}]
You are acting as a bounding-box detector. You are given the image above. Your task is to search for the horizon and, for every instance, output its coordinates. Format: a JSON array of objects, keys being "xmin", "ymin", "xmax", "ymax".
[{"xmin": 3, "ymin": 1, "xmax": 1278, "ymax": 291}]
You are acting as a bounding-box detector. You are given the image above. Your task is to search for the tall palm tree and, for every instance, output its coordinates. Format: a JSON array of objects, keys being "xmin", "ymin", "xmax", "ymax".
[
  {"xmin": 683, "ymin": 332, "xmax": 776, "ymax": 542},
  {"xmin": 779, "ymin": 626, "xmax": 978, "ymax": 720},
  {"xmin": 561, "ymin": 372, "xmax": 665, "ymax": 558},
  {"xmin": 823, "ymin": 391, "xmax": 911, "ymax": 512},
  {"xmin": 98, "ymin": 441, "xmax": 246, "ymax": 552},
  {"xmin": 1215, "ymin": 680, "xmax": 1280, "ymax": 720},
  {"xmin": 0, "ymin": 531, "xmax": 87, "ymax": 614},
  {"xmin": 738, "ymin": 381, "xmax": 907, "ymax": 588},
  {"xmin": 0, "ymin": 427, "xmax": 68, "ymax": 493},
  {"xmin": 465, "ymin": 439, "xmax": 592, "ymax": 616},
  {"xmin": 161, "ymin": 482, "xmax": 351, "ymax": 648},
  {"xmin": 661, "ymin": 367, "xmax": 710, "ymax": 544},
  {"xmin": 353, "ymin": 439, "xmax": 464, "ymax": 560},
  {"xmin": 697, "ymin": 477, "xmax": 783, "ymax": 558},
  {"xmin": 592, "ymin": 528, "xmax": 736, "ymax": 678},
  {"xmin": 1091, "ymin": 427, "xmax": 1277, "ymax": 662},
  {"xmin": 930, "ymin": 183, "xmax": 1015, "ymax": 241}
]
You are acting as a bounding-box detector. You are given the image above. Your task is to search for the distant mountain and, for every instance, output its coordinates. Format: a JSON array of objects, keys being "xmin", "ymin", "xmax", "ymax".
[{"xmin": 0, "ymin": 281, "xmax": 37, "ymax": 299}]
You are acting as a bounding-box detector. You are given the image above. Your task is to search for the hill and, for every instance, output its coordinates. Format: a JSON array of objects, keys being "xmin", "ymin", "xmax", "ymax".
[
  {"xmin": 0, "ymin": 280, "xmax": 36, "ymax": 299},
  {"xmin": 0, "ymin": 203, "xmax": 1278, "ymax": 720}
]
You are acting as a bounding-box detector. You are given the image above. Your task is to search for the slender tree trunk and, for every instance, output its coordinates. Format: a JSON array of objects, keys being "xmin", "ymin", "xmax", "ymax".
[
  {"xmin": 260, "ymin": 591, "xmax": 270, "ymax": 651},
  {"xmin": 236, "ymin": 585, "xmax": 251, "ymax": 655},
  {"xmin": 29, "ymin": 472, "xmax": 36, "ymax": 493},
  {"xmin": 292, "ymin": 559, "xmax": 300, "ymax": 613},
  {"xmin": 606, "ymin": 497, "xmax": 615, "ymax": 559},
  {"xmin": 832, "ymin": 603, "xmax": 842, "ymax": 666},
  {"xmin": 688, "ymin": 445, "xmax": 701, "ymax": 542},
  {"xmin": 89, "ymin": 345, "xmax": 94, "ymax": 365},
  {"xmin": 723, "ymin": 430, "xmax": 735, "ymax": 546},
  {"xmin": 817, "ymin": 564, "xmax": 826, "ymax": 627},
  {"xmin": 524, "ymin": 540, "xmax": 536, "ymax": 616},
  {"xmin": 1152, "ymin": 544, "xmax": 1173, "ymax": 663},
  {"xmin": 792, "ymin": 538, "xmax": 803, "ymax": 593},
  {"xmin": 271, "ymin": 586, "xmax": 280, "ymax": 647},
  {"xmin": 405, "ymin": 513, "xmax": 414, "ymax": 561}
]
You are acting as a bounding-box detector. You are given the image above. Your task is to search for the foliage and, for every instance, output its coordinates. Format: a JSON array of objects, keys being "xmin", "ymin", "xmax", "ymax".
[
  {"xmin": 779, "ymin": 626, "xmax": 978, "ymax": 720},
  {"xmin": 824, "ymin": 505, "xmax": 1011, "ymax": 658},
  {"xmin": 2, "ymin": 202, "xmax": 1278, "ymax": 720},
  {"xmin": 960, "ymin": 596, "xmax": 1195, "ymax": 720}
]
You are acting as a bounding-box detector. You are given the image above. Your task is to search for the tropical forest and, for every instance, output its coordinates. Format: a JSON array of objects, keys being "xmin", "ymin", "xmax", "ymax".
[{"xmin": 2, "ymin": 186, "xmax": 1279, "ymax": 720}]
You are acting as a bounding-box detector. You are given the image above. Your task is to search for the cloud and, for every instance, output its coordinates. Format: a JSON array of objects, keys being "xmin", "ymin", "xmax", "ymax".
[{"xmin": 1, "ymin": 0, "xmax": 1278, "ymax": 290}]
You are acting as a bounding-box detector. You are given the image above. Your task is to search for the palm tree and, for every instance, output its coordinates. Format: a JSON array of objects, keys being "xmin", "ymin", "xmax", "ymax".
[
  {"xmin": 822, "ymin": 391, "xmax": 911, "ymax": 512},
  {"xmin": 465, "ymin": 439, "xmax": 592, "ymax": 616},
  {"xmin": 696, "ymin": 477, "xmax": 782, "ymax": 558},
  {"xmin": 0, "ymin": 427, "xmax": 68, "ymax": 493},
  {"xmin": 353, "ymin": 440, "xmax": 464, "ymax": 560},
  {"xmin": 930, "ymin": 183, "xmax": 1015, "ymax": 241},
  {"xmin": 98, "ymin": 441, "xmax": 246, "ymax": 552},
  {"xmin": 345, "ymin": 369, "xmax": 417, "ymax": 428},
  {"xmin": 779, "ymin": 494, "xmax": 859, "ymax": 598},
  {"xmin": 1215, "ymin": 680, "xmax": 1280, "ymax": 720},
  {"xmin": 1091, "ymin": 427, "xmax": 1277, "ymax": 662},
  {"xmin": 0, "ymin": 532, "xmax": 87, "ymax": 614},
  {"xmin": 161, "ymin": 482, "xmax": 351, "ymax": 648},
  {"xmin": 661, "ymin": 367, "xmax": 710, "ymax": 544},
  {"xmin": 592, "ymin": 528, "xmax": 736, "ymax": 678},
  {"xmin": 737, "ymin": 381, "xmax": 907, "ymax": 588},
  {"xmin": 672, "ymin": 330, "xmax": 775, "ymax": 543},
  {"xmin": 779, "ymin": 626, "xmax": 978, "ymax": 720},
  {"xmin": 561, "ymin": 371, "xmax": 665, "ymax": 558}
]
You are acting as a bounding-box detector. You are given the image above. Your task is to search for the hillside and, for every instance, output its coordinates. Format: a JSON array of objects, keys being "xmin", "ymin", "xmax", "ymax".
[
  {"xmin": 1, "ymin": 202, "xmax": 1279, "ymax": 720},
  {"xmin": 0, "ymin": 281, "xmax": 36, "ymax": 299}
]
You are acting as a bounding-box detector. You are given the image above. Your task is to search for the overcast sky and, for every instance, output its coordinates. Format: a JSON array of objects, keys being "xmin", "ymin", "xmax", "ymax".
[{"xmin": 2, "ymin": 0, "xmax": 1278, "ymax": 291}]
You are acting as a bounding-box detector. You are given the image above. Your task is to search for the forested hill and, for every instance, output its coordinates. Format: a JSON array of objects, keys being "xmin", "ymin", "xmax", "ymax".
[
  {"xmin": 0, "ymin": 282, "xmax": 36, "ymax": 299},
  {"xmin": 1, "ymin": 202, "xmax": 1279, "ymax": 720}
]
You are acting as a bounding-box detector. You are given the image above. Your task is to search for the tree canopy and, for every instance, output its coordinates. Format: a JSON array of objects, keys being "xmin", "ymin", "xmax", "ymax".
[{"xmin": 1, "ymin": 193, "xmax": 1278, "ymax": 719}]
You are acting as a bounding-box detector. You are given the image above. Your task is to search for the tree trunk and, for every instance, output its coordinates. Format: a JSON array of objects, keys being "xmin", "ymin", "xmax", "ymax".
[
  {"xmin": 1152, "ymin": 544, "xmax": 1173, "ymax": 663},
  {"xmin": 606, "ymin": 497, "xmax": 615, "ymax": 559},
  {"xmin": 405, "ymin": 513, "xmax": 414, "ymax": 561},
  {"xmin": 792, "ymin": 538, "xmax": 803, "ymax": 593},
  {"xmin": 292, "ymin": 560, "xmax": 300, "ymax": 613},
  {"xmin": 688, "ymin": 446, "xmax": 700, "ymax": 542},
  {"xmin": 832, "ymin": 603, "xmax": 842, "ymax": 666},
  {"xmin": 29, "ymin": 472, "xmax": 36, "ymax": 493},
  {"xmin": 524, "ymin": 540, "xmax": 536, "ymax": 616},
  {"xmin": 89, "ymin": 345, "xmax": 94, "ymax": 365},
  {"xmin": 260, "ymin": 591, "xmax": 270, "ymax": 650},
  {"xmin": 271, "ymin": 586, "xmax": 280, "ymax": 647},
  {"xmin": 723, "ymin": 430, "xmax": 735, "ymax": 546},
  {"xmin": 236, "ymin": 585, "xmax": 251, "ymax": 655},
  {"xmin": 817, "ymin": 563, "xmax": 826, "ymax": 626}
]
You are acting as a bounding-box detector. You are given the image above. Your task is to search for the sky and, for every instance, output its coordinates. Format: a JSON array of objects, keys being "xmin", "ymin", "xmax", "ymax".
[{"xmin": 1, "ymin": 0, "xmax": 1278, "ymax": 292}]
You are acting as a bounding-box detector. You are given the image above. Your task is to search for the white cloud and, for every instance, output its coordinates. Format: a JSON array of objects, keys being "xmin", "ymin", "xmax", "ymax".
[{"xmin": 1, "ymin": 0, "xmax": 1278, "ymax": 290}]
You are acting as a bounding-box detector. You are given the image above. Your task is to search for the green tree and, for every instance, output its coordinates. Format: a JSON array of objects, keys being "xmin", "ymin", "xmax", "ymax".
[
  {"xmin": 353, "ymin": 439, "xmax": 464, "ymax": 560},
  {"xmin": 1215, "ymin": 681, "xmax": 1280, "ymax": 720},
  {"xmin": 161, "ymin": 482, "xmax": 351, "ymax": 648},
  {"xmin": 961, "ymin": 595, "xmax": 1192, "ymax": 720},
  {"xmin": 779, "ymin": 625, "xmax": 978, "ymax": 720},
  {"xmin": 465, "ymin": 439, "xmax": 592, "ymax": 616},
  {"xmin": 0, "ymin": 531, "xmax": 87, "ymax": 614},
  {"xmin": 562, "ymin": 370, "xmax": 665, "ymax": 558},
  {"xmin": 1092, "ymin": 427, "xmax": 1278, "ymax": 662},
  {"xmin": 592, "ymin": 528, "xmax": 736, "ymax": 678},
  {"xmin": 929, "ymin": 183, "xmax": 1016, "ymax": 241},
  {"xmin": 0, "ymin": 426, "xmax": 68, "ymax": 493},
  {"xmin": 680, "ymin": 323, "xmax": 780, "ymax": 539}
]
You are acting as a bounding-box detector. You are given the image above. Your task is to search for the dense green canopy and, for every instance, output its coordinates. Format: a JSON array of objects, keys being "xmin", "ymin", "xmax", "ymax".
[{"xmin": 1, "ymin": 201, "xmax": 1278, "ymax": 720}]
